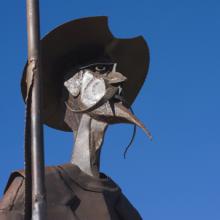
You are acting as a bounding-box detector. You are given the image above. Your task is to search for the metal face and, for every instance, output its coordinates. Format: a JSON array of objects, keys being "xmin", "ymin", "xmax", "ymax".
[
  {"xmin": 64, "ymin": 63, "xmax": 124, "ymax": 112},
  {"xmin": 64, "ymin": 62, "xmax": 152, "ymax": 139}
]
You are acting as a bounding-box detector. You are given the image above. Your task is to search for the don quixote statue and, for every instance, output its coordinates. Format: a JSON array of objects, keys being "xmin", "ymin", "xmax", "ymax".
[{"xmin": 0, "ymin": 1, "xmax": 151, "ymax": 219}]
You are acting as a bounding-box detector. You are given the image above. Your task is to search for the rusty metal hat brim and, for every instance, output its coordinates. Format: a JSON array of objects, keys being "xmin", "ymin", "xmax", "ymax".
[{"xmin": 21, "ymin": 16, "xmax": 150, "ymax": 131}]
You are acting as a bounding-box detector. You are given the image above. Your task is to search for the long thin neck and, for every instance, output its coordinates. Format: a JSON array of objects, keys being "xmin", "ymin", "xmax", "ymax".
[{"xmin": 71, "ymin": 114, "xmax": 107, "ymax": 177}]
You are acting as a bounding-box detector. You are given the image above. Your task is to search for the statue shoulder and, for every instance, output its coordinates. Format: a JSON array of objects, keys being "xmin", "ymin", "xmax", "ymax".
[
  {"xmin": 0, "ymin": 171, "xmax": 24, "ymax": 217},
  {"xmin": 1, "ymin": 165, "xmax": 75, "ymax": 209}
]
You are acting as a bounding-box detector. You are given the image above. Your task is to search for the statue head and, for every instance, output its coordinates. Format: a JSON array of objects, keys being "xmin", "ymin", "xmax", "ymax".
[
  {"xmin": 21, "ymin": 16, "xmax": 151, "ymax": 158},
  {"xmin": 63, "ymin": 61, "xmax": 152, "ymax": 140}
]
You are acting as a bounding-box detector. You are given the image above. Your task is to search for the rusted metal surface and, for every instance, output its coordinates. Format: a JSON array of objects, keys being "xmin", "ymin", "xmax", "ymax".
[{"xmin": 26, "ymin": 0, "xmax": 46, "ymax": 219}]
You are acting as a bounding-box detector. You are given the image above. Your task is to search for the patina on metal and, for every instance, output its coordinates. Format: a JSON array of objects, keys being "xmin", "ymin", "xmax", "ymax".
[{"xmin": 25, "ymin": 0, "xmax": 46, "ymax": 219}]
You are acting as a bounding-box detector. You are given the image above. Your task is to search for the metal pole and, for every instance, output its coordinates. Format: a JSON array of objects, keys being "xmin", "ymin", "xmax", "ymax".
[{"xmin": 26, "ymin": 0, "xmax": 46, "ymax": 219}]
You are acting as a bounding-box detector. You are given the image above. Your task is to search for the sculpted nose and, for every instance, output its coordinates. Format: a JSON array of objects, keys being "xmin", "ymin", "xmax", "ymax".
[
  {"xmin": 105, "ymin": 71, "xmax": 127, "ymax": 85},
  {"xmin": 104, "ymin": 64, "xmax": 127, "ymax": 85}
]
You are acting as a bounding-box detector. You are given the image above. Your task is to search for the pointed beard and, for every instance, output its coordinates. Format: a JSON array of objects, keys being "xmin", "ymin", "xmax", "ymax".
[{"xmin": 88, "ymin": 101, "xmax": 152, "ymax": 140}]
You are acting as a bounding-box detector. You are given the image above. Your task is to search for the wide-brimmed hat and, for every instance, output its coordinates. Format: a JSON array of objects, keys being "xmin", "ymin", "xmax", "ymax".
[{"xmin": 21, "ymin": 16, "xmax": 150, "ymax": 131}]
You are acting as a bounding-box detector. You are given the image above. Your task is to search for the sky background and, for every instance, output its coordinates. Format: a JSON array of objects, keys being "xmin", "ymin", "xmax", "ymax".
[{"xmin": 0, "ymin": 0, "xmax": 220, "ymax": 219}]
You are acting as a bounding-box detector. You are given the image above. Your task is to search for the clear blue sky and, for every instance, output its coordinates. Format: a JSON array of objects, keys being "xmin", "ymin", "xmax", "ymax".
[{"xmin": 0, "ymin": 1, "xmax": 220, "ymax": 219}]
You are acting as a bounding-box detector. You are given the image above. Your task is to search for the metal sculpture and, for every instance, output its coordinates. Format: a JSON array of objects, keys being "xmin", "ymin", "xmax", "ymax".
[{"xmin": 0, "ymin": 16, "xmax": 151, "ymax": 220}]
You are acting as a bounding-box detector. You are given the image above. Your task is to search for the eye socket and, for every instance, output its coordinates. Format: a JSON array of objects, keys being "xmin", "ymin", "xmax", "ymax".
[{"xmin": 95, "ymin": 65, "xmax": 107, "ymax": 72}]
